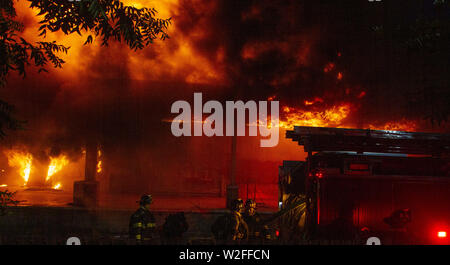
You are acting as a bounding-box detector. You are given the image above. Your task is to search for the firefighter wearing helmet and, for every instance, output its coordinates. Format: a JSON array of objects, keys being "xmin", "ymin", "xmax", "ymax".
[
  {"xmin": 228, "ymin": 198, "xmax": 249, "ymax": 241},
  {"xmin": 243, "ymin": 199, "xmax": 271, "ymax": 242},
  {"xmin": 129, "ymin": 194, "xmax": 156, "ymax": 244}
]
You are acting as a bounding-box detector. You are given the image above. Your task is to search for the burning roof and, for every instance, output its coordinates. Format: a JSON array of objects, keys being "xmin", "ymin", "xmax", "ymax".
[{"xmin": 0, "ymin": 0, "xmax": 447, "ymax": 195}]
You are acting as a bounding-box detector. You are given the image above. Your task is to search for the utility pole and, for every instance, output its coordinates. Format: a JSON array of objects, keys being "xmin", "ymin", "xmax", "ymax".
[
  {"xmin": 226, "ymin": 133, "xmax": 239, "ymax": 209},
  {"xmin": 73, "ymin": 139, "xmax": 99, "ymax": 208},
  {"xmin": 73, "ymin": 82, "xmax": 101, "ymax": 208}
]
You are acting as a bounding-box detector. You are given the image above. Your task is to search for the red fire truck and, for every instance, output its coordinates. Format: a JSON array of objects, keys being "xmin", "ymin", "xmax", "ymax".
[{"xmin": 278, "ymin": 126, "xmax": 450, "ymax": 245}]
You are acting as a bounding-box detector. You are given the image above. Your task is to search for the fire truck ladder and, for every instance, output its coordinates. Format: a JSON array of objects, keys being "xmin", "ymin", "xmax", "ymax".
[{"xmin": 286, "ymin": 126, "xmax": 450, "ymax": 156}]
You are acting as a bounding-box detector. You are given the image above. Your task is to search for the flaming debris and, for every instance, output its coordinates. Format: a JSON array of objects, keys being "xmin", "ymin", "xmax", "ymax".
[{"xmin": 52, "ymin": 183, "xmax": 61, "ymax": 190}]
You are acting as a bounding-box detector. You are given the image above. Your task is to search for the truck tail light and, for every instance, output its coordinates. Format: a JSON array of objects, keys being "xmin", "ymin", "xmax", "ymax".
[{"xmin": 309, "ymin": 170, "xmax": 324, "ymax": 179}]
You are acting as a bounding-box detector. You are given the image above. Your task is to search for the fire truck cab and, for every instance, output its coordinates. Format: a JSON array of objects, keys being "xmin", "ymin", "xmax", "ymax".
[{"xmin": 279, "ymin": 126, "xmax": 450, "ymax": 244}]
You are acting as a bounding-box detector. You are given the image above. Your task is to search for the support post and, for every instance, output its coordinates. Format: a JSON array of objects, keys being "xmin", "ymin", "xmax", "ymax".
[{"xmin": 73, "ymin": 140, "xmax": 99, "ymax": 208}]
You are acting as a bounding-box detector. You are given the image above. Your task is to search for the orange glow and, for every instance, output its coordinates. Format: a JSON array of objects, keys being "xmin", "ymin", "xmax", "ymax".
[
  {"xmin": 5, "ymin": 150, "xmax": 33, "ymax": 186},
  {"xmin": 358, "ymin": 91, "xmax": 366, "ymax": 98},
  {"xmin": 241, "ymin": 41, "xmax": 289, "ymax": 60},
  {"xmin": 0, "ymin": 184, "xmax": 7, "ymax": 187},
  {"xmin": 304, "ymin": 97, "xmax": 323, "ymax": 106},
  {"xmin": 97, "ymin": 150, "xmax": 102, "ymax": 173},
  {"xmin": 125, "ymin": 0, "xmax": 226, "ymax": 85},
  {"xmin": 14, "ymin": 0, "xmax": 225, "ymax": 86},
  {"xmin": 46, "ymin": 155, "xmax": 69, "ymax": 182},
  {"xmin": 369, "ymin": 119, "xmax": 417, "ymax": 132},
  {"xmin": 337, "ymin": 72, "xmax": 343, "ymax": 80},
  {"xmin": 52, "ymin": 183, "xmax": 62, "ymax": 190},
  {"xmin": 323, "ymin": 62, "xmax": 335, "ymax": 73},
  {"xmin": 279, "ymin": 103, "xmax": 351, "ymax": 129}
]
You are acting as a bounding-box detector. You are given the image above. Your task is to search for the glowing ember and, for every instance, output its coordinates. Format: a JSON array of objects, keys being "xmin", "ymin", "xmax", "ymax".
[
  {"xmin": 97, "ymin": 150, "xmax": 102, "ymax": 173},
  {"xmin": 52, "ymin": 183, "xmax": 62, "ymax": 190},
  {"xmin": 46, "ymin": 155, "xmax": 69, "ymax": 182},
  {"xmin": 5, "ymin": 150, "xmax": 33, "ymax": 186},
  {"xmin": 323, "ymin": 62, "xmax": 335, "ymax": 73},
  {"xmin": 369, "ymin": 120, "xmax": 417, "ymax": 132},
  {"xmin": 304, "ymin": 97, "xmax": 324, "ymax": 106},
  {"xmin": 279, "ymin": 104, "xmax": 351, "ymax": 129},
  {"xmin": 0, "ymin": 184, "xmax": 7, "ymax": 187},
  {"xmin": 97, "ymin": 160, "xmax": 102, "ymax": 173}
]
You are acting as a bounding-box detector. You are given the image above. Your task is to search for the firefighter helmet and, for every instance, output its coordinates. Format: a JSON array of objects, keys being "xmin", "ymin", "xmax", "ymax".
[
  {"xmin": 139, "ymin": 194, "xmax": 153, "ymax": 206},
  {"xmin": 230, "ymin": 198, "xmax": 244, "ymax": 212},
  {"xmin": 245, "ymin": 199, "xmax": 256, "ymax": 209}
]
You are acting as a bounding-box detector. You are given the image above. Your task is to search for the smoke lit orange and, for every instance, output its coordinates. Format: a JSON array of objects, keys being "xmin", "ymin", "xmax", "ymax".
[{"xmin": 279, "ymin": 104, "xmax": 351, "ymax": 129}]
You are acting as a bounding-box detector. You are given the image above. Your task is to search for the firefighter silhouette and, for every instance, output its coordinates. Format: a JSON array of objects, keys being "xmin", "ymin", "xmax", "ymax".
[
  {"xmin": 161, "ymin": 212, "xmax": 189, "ymax": 244},
  {"xmin": 211, "ymin": 198, "xmax": 249, "ymax": 243},
  {"xmin": 243, "ymin": 199, "xmax": 270, "ymax": 241},
  {"xmin": 129, "ymin": 194, "xmax": 157, "ymax": 244}
]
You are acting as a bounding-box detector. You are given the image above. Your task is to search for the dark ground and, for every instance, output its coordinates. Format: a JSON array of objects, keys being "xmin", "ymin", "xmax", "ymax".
[{"xmin": 0, "ymin": 188, "xmax": 278, "ymax": 245}]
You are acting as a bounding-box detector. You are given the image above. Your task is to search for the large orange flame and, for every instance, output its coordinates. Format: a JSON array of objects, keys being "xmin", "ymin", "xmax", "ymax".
[
  {"xmin": 5, "ymin": 150, "xmax": 33, "ymax": 186},
  {"xmin": 279, "ymin": 103, "xmax": 352, "ymax": 129},
  {"xmin": 46, "ymin": 155, "xmax": 69, "ymax": 182}
]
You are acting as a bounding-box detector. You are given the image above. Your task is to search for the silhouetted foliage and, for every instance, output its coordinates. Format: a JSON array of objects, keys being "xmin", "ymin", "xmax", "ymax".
[
  {"xmin": 30, "ymin": 0, "xmax": 171, "ymax": 50},
  {"xmin": 0, "ymin": 0, "xmax": 170, "ymax": 136},
  {"xmin": 0, "ymin": 189, "xmax": 19, "ymax": 216}
]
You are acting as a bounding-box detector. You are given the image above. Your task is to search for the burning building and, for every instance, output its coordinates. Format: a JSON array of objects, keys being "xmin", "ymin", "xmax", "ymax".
[{"xmin": 0, "ymin": 0, "xmax": 448, "ymax": 210}]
